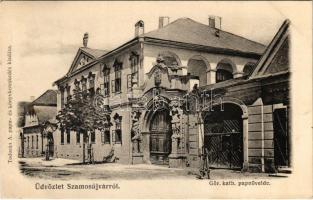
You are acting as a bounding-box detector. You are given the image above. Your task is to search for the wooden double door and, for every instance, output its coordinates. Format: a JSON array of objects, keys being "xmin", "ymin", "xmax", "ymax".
[{"xmin": 149, "ymin": 111, "xmax": 172, "ymax": 165}]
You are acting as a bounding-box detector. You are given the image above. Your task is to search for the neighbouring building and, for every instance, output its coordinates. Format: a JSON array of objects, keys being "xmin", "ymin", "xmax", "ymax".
[
  {"xmin": 19, "ymin": 90, "xmax": 58, "ymax": 158},
  {"xmin": 52, "ymin": 16, "xmax": 290, "ymax": 173}
]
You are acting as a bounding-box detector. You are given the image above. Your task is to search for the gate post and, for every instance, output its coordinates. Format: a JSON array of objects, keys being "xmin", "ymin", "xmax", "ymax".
[{"xmin": 242, "ymin": 113, "xmax": 249, "ymax": 171}]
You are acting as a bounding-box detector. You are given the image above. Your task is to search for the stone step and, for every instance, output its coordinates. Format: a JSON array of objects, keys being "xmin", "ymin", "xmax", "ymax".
[{"xmin": 277, "ymin": 166, "xmax": 292, "ymax": 174}]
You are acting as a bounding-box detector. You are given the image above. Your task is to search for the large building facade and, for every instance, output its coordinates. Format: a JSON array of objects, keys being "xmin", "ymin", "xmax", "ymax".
[{"xmin": 52, "ymin": 17, "xmax": 290, "ymax": 173}]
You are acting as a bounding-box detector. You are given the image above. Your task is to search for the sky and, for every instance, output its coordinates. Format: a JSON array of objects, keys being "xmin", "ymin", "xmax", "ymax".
[{"xmin": 2, "ymin": 1, "xmax": 290, "ymax": 102}]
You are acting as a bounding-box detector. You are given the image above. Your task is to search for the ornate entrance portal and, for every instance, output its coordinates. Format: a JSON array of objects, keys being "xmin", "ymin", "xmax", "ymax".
[
  {"xmin": 149, "ymin": 110, "xmax": 172, "ymax": 165},
  {"xmin": 203, "ymin": 104, "xmax": 243, "ymax": 169}
]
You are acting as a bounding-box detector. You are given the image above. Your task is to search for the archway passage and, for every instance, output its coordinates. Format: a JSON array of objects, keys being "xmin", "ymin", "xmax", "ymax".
[
  {"xmin": 203, "ymin": 104, "xmax": 243, "ymax": 169},
  {"xmin": 149, "ymin": 110, "xmax": 172, "ymax": 165}
]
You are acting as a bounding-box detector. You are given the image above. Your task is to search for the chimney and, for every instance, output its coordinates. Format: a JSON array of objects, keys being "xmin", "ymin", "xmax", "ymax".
[
  {"xmin": 30, "ymin": 96, "xmax": 35, "ymax": 101},
  {"xmin": 208, "ymin": 15, "xmax": 222, "ymax": 29},
  {"xmin": 159, "ymin": 16, "xmax": 170, "ymax": 28},
  {"xmin": 83, "ymin": 32, "xmax": 88, "ymax": 47},
  {"xmin": 135, "ymin": 20, "xmax": 144, "ymax": 37}
]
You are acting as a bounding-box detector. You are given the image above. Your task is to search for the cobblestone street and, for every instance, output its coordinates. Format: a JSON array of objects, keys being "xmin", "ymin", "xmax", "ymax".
[{"xmin": 19, "ymin": 158, "xmax": 280, "ymax": 180}]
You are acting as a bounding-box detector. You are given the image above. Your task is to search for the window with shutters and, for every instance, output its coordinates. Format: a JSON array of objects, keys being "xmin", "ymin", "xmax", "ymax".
[
  {"xmin": 130, "ymin": 52, "xmax": 139, "ymax": 89},
  {"xmin": 60, "ymin": 87, "xmax": 65, "ymax": 108},
  {"xmin": 88, "ymin": 72, "xmax": 95, "ymax": 97},
  {"xmin": 66, "ymin": 85, "xmax": 71, "ymax": 103},
  {"xmin": 102, "ymin": 65, "xmax": 110, "ymax": 96},
  {"xmin": 81, "ymin": 77, "xmax": 87, "ymax": 98},
  {"xmin": 113, "ymin": 60, "xmax": 122, "ymax": 93}
]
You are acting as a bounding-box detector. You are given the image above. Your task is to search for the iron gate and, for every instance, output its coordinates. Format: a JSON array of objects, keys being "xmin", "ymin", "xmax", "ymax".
[{"xmin": 204, "ymin": 119, "xmax": 243, "ymax": 169}]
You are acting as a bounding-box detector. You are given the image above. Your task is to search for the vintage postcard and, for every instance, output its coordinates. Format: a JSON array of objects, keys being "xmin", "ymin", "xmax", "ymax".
[{"xmin": 0, "ymin": 1, "xmax": 312, "ymax": 198}]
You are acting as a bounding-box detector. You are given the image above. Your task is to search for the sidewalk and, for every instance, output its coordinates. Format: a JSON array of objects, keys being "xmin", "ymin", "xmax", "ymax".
[{"xmin": 19, "ymin": 158, "xmax": 282, "ymax": 180}]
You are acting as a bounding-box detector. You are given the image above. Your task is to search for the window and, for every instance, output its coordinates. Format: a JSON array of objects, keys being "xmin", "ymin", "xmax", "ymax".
[
  {"xmin": 103, "ymin": 65, "xmax": 110, "ymax": 96},
  {"xmin": 130, "ymin": 52, "xmax": 139, "ymax": 89},
  {"xmin": 113, "ymin": 114, "xmax": 122, "ymax": 144},
  {"xmin": 65, "ymin": 85, "xmax": 71, "ymax": 103},
  {"xmin": 90, "ymin": 131, "xmax": 96, "ymax": 144},
  {"xmin": 60, "ymin": 87, "xmax": 65, "ymax": 108},
  {"xmin": 76, "ymin": 132, "xmax": 80, "ymax": 144},
  {"xmin": 74, "ymin": 79, "xmax": 80, "ymax": 93},
  {"xmin": 27, "ymin": 136, "xmax": 29, "ymax": 148},
  {"xmin": 101, "ymin": 127, "xmax": 110, "ymax": 144},
  {"xmin": 88, "ymin": 72, "xmax": 95, "ymax": 97},
  {"xmin": 113, "ymin": 60, "xmax": 122, "ymax": 93},
  {"xmin": 31, "ymin": 135, "xmax": 34, "ymax": 149},
  {"xmin": 81, "ymin": 77, "xmax": 87, "ymax": 98},
  {"xmin": 216, "ymin": 69, "xmax": 233, "ymax": 83},
  {"xmin": 66, "ymin": 129, "xmax": 70, "ymax": 144},
  {"xmin": 36, "ymin": 135, "xmax": 38, "ymax": 149},
  {"xmin": 61, "ymin": 129, "xmax": 64, "ymax": 145}
]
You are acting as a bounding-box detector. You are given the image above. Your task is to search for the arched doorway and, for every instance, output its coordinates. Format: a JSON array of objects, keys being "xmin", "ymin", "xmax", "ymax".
[
  {"xmin": 149, "ymin": 110, "xmax": 172, "ymax": 165},
  {"xmin": 203, "ymin": 103, "xmax": 243, "ymax": 169}
]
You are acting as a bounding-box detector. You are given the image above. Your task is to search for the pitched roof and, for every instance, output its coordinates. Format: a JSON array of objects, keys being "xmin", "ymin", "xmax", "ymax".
[
  {"xmin": 31, "ymin": 90, "xmax": 57, "ymax": 106},
  {"xmin": 33, "ymin": 106, "xmax": 57, "ymax": 124},
  {"xmin": 250, "ymin": 20, "xmax": 290, "ymax": 78},
  {"xmin": 144, "ymin": 18, "xmax": 266, "ymax": 55},
  {"xmin": 80, "ymin": 47, "xmax": 108, "ymax": 58}
]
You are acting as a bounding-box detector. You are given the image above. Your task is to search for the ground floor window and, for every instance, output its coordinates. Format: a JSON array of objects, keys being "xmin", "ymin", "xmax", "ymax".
[
  {"xmin": 101, "ymin": 128, "xmax": 110, "ymax": 144},
  {"xmin": 115, "ymin": 130, "xmax": 122, "ymax": 144},
  {"xmin": 31, "ymin": 135, "xmax": 34, "ymax": 149},
  {"xmin": 61, "ymin": 129, "xmax": 64, "ymax": 145},
  {"xmin": 90, "ymin": 131, "xmax": 96, "ymax": 144},
  {"xmin": 76, "ymin": 132, "xmax": 80, "ymax": 144},
  {"xmin": 113, "ymin": 113, "xmax": 122, "ymax": 144},
  {"xmin": 66, "ymin": 129, "xmax": 70, "ymax": 144},
  {"xmin": 36, "ymin": 135, "xmax": 38, "ymax": 149}
]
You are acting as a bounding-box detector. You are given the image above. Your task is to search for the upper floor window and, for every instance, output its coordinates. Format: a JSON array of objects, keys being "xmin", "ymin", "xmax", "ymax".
[
  {"xmin": 113, "ymin": 60, "xmax": 123, "ymax": 93},
  {"xmin": 102, "ymin": 64, "xmax": 110, "ymax": 96},
  {"xmin": 88, "ymin": 72, "xmax": 95, "ymax": 97},
  {"xmin": 129, "ymin": 52, "xmax": 139, "ymax": 89},
  {"xmin": 60, "ymin": 87, "xmax": 65, "ymax": 108},
  {"xmin": 74, "ymin": 79, "xmax": 80, "ymax": 93},
  {"xmin": 66, "ymin": 85, "xmax": 71, "ymax": 102}
]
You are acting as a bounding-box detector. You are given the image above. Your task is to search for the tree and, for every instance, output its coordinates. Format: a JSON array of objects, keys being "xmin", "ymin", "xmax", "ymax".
[{"xmin": 56, "ymin": 86, "xmax": 111, "ymax": 163}]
